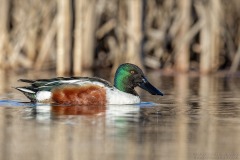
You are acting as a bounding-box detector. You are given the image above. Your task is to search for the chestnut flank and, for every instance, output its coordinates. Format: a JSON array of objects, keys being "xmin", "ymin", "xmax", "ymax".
[{"xmin": 51, "ymin": 84, "xmax": 106, "ymax": 105}]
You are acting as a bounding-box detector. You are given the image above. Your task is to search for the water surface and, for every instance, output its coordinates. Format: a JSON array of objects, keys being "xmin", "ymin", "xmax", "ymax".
[{"xmin": 0, "ymin": 72, "xmax": 240, "ymax": 160}]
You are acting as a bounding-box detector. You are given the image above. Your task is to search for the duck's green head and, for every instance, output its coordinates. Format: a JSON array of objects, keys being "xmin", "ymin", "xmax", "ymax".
[{"xmin": 114, "ymin": 63, "xmax": 164, "ymax": 96}]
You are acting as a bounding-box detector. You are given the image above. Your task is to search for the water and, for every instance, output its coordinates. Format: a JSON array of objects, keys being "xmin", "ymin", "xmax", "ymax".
[{"xmin": 0, "ymin": 72, "xmax": 240, "ymax": 160}]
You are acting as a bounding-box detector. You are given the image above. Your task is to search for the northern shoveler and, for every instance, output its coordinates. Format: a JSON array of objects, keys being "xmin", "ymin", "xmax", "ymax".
[{"xmin": 16, "ymin": 63, "xmax": 164, "ymax": 105}]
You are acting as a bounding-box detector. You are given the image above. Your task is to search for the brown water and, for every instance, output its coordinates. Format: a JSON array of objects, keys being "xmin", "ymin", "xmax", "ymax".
[{"xmin": 0, "ymin": 71, "xmax": 240, "ymax": 160}]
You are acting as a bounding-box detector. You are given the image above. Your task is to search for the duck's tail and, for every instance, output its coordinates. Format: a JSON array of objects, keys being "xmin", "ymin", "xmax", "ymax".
[{"xmin": 15, "ymin": 87, "xmax": 37, "ymax": 102}]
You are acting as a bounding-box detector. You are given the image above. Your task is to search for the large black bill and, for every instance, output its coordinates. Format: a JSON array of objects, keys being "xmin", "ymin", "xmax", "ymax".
[{"xmin": 138, "ymin": 78, "xmax": 164, "ymax": 96}]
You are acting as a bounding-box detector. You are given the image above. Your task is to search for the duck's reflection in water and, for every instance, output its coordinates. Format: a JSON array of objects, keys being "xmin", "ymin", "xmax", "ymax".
[
  {"xmin": 23, "ymin": 103, "xmax": 106, "ymax": 121},
  {"xmin": 23, "ymin": 102, "xmax": 161, "ymax": 123},
  {"xmin": 24, "ymin": 103, "xmax": 164, "ymax": 127},
  {"xmin": 51, "ymin": 104, "xmax": 106, "ymax": 116}
]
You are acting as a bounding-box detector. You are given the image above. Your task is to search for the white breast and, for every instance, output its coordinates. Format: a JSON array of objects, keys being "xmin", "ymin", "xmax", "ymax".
[
  {"xmin": 36, "ymin": 91, "xmax": 52, "ymax": 102},
  {"xmin": 106, "ymin": 88, "xmax": 140, "ymax": 104}
]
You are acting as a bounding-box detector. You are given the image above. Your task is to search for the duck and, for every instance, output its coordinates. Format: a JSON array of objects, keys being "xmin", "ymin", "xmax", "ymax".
[{"xmin": 16, "ymin": 63, "xmax": 163, "ymax": 105}]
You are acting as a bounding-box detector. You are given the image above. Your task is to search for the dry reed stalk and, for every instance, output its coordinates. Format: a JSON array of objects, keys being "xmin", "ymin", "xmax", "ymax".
[
  {"xmin": 230, "ymin": 43, "xmax": 240, "ymax": 73},
  {"xmin": 210, "ymin": 0, "xmax": 221, "ymax": 71},
  {"xmin": 126, "ymin": 0, "xmax": 143, "ymax": 68},
  {"xmin": 107, "ymin": 36, "xmax": 120, "ymax": 76},
  {"xmin": 73, "ymin": 0, "xmax": 84, "ymax": 75},
  {"xmin": 17, "ymin": 54, "xmax": 33, "ymax": 68},
  {"xmin": 81, "ymin": 0, "xmax": 96, "ymax": 69},
  {"xmin": 110, "ymin": 0, "xmax": 126, "ymax": 73},
  {"xmin": 0, "ymin": 0, "xmax": 8, "ymax": 32},
  {"xmin": 0, "ymin": 63, "xmax": 5, "ymax": 93},
  {"xmin": 96, "ymin": 19, "xmax": 116, "ymax": 39},
  {"xmin": 95, "ymin": 0, "xmax": 107, "ymax": 29},
  {"xmin": 174, "ymin": 0, "xmax": 191, "ymax": 72},
  {"xmin": 9, "ymin": 37, "xmax": 28, "ymax": 68},
  {"xmin": 0, "ymin": 36, "xmax": 5, "ymax": 69},
  {"xmin": 198, "ymin": 2, "xmax": 211, "ymax": 74},
  {"xmin": 199, "ymin": 0, "xmax": 222, "ymax": 74},
  {"xmin": 35, "ymin": 19, "xmax": 57, "ymax": 70},
  {"xmin": 145, "ymin": 56, "xmax": 160, "ymax": 69},
  {"xmin": 73, "ymin": 0, "xmax": 97, "ymax": 74},
  {"xmin": 57, "ymin": 0, "xmax": 72, "ymax": 76},
  {"xmin": 25, "ymin": 29, "xmax": 37, "ymax": 61},
  {"xmin": 0, "ymin": 0, "xmax": 9, "ymax": 70}
]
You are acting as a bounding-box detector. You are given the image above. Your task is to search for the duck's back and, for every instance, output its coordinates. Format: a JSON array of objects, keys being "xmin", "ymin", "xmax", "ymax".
[{"xmin": 16, "ymin": 77, "xmax": 110, "ymax": 103}]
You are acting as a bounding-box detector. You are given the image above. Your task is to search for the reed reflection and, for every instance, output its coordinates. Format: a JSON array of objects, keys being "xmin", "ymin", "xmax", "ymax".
[
  {"xmin": 0, "ymin": 70, "xmax": 5, "ymax": 94},
  {"xmin": 174, "ymin": 73, "xmax": 189, "ymax": 160}
]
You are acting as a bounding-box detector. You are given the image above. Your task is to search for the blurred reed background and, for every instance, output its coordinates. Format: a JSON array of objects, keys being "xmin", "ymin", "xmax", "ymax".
[{"xmin": 0, "ymin": 0, "xmax": 240, "ymax": 76}]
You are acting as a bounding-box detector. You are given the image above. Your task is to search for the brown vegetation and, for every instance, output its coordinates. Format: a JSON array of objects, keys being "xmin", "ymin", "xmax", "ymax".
[{"xmin": 0, "ymin": 0, "xmax": 240, "ymax": 76}]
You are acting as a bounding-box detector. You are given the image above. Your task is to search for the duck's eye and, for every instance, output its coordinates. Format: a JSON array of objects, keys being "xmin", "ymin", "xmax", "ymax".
[{"xmin": 130, "ymin": 70, "xmax": 135, "ymax": 74}]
